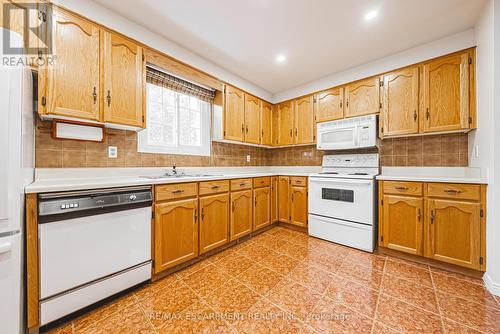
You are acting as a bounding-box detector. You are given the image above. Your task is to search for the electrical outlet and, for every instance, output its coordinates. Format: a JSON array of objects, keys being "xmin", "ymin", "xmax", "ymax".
[
  {"xmin": 108, "ymin": 146, "xmax": 118, "ymax": 158},
  {"xmin": 303, "ymin": 151, "xmax": 312, "ymax": 157},
  {"xmin": 246, "ymin": 154, "xmax": 251, "ymax": 162}
]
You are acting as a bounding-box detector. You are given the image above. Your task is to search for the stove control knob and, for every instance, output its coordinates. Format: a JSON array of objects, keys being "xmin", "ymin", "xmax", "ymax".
[{"xmin": 129, "ymin": 194, "xmax": 137, "ymax": 201}]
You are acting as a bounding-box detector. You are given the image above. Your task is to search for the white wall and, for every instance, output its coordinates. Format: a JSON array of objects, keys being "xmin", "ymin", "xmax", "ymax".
[
  {"xmin": 472, "ymin": 0, "xmax": 500, "ymax": 296},
  {"xmin": 273, "ymin": 30, "xmax": 476, "ymax": 102},
  {"xmin": 52, "ymin": 0, "xmax": 274, "ymax": 102}
]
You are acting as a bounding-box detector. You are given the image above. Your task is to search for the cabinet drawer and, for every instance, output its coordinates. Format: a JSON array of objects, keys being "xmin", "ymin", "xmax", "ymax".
[
  {"xmin": 427, "ymin": 183, "xmax": 480, "ymax": 201},
  {"xmin": 155, "ymin": 183, "xmax": 198, "ymax": 201},
  {"xmin": 253, "ymin": 177, "xmax": 271, "ymax": 188},
  {"xmin": 199, "ymin": 180, "xmax": 229, "ymax": 196},
  {"xmin": 230, "ymin": 178, "xmax": 252, "ymax": 191},
  {"xmin": 290, "ymin": 176, "xmax": 307, "ymax": 187},
  {"xmin": 383, "ymin": 181, "xmax": 423, "ymax": 196}
]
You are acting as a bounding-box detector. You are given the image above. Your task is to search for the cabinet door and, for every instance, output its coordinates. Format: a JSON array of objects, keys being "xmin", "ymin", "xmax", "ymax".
[
  {"xmin": 154, "ymin": 198, "xmax": 198, "ymax": 273},
  {"xmin": 315, "ymin": 87, "xmax": 344, "ymax": 122},
  {"xmin": 290, "ymin": 186, "xmax": 308, "ymax": 227},
  {"xmin": 344, "ymin": 77, "xmax": 380, "ymax": 118},
  {"xmin": 102, "ymin": 31, "xmax": 144, "ymax": 127},
  {"xmin": 278, "ymin": 102, "xmax": 294, "ymax": 145},
  {"xmin": 199, "ymin": 193, "xmax": 229, "ymax": 254},
  {"xmin": 382, "ymin": 195, "xmax": 423, "ymax": 255},
  {"xmin": 426, "ymin": 199, "xmax": 480, "ymax": 269},
  {"xmin": 224, "ymin": 85, "xmax": 245, "ymax": 141},
  {"xmin": 254, "ymin": 187, "xmax": 271, "ymax": 231},
  {"xmin": 46, "ymin": 9, "xmax": 100, "ymax": 120},
  {"xmin": 261, "ymin": 102, "xmax": 272, "ymax": 145},
  {"xmin": 244, "ymin": 94, "xmax": 261, "ymax": 144},
  {"xmin": 230, "ymin": 190, "xmax": 253, "ymax": 241},
  {"xmin": 294, "ymin": 96, "xmax": 315, "ymax": 144},
  {"xmin": 271, "ymin": 176, "xmax": 278, "ymax": 222},
  {"xmin": 382, "ymin": 67, "xmax": 419, "ymax": 137},
  {"xmin": 272, "ymin": 107, "xmax": 279, "ymax": 146},
  {"xmin": 423, "ymin": 52, "xmax": 470, "ymax": 132},
  {"xmin": 278, "ymin": 176, "xmax": 290, "ymax": 223}
]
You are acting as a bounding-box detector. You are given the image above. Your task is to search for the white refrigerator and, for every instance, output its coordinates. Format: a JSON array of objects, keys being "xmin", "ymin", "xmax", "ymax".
[{"xmin": 0, "ymin": 58, "xmax": 35, "ymax": 332}]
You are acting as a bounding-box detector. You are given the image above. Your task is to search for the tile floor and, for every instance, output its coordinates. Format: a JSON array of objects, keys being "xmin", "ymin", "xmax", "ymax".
[{"xmin": 44, "ymin": 226, "xmax": 500, "ymax": 334}]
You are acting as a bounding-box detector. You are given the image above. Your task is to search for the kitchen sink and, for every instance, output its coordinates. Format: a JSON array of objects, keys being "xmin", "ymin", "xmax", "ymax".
[{"xmin": 140, "ymin": 174, "xmax": 221, "ymax": 179}]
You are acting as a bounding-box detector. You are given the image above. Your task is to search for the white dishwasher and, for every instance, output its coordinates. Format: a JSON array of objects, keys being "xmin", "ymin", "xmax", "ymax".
[{"xmin": 37, "ymin": 186, "xmax": 152, "ymax": 326}]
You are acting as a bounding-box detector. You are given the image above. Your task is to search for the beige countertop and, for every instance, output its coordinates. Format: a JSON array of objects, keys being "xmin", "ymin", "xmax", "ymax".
[
  {"xmin": 376, "ymin": 167, "xmax": 488, "ymax": 184},
  {"xmin": 25, "ymin": 166, "xmax": 320, "ymax": 193}
]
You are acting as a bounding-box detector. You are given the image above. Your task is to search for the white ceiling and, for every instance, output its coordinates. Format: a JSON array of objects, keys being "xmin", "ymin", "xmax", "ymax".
[{"xmin": 94, "ymin": 0, "xmax": 485, "ymax": 95}]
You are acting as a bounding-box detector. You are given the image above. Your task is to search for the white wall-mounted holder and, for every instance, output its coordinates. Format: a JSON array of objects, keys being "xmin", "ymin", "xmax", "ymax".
[{"xmin": 51, "ymin": 120, "xmax": 105, "ymax": 142}]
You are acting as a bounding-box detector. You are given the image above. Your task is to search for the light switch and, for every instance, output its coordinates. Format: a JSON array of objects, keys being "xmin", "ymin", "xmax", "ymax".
[
  {"xmin": 108, "ymin": 146, "xmax": 118, "ymax": 158},
  {"xmin": 246, "ymin": 155, "xmax": 251, "ymax": 162}
]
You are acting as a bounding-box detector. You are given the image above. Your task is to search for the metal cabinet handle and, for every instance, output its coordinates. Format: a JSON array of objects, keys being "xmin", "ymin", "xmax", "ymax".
[
  {"xmin": 194, "ymin": 209, "xmax": 197, "ymax": 222},
  {"xmin": 426, "ymin": 108, "xmax": 430, "ymax": 119},
  {"xmin": 289, "ymin": 129, "xmax": 292, "ymax": 137},
  {"xmin": 395, "ymin": 186, "xmax": 408, "ymax": 191},
  {"xmin": 211, "ymin": 185, "xmax": 220, "ymax": 189},
  {"xmin": 241, "ymin": 123, "xmax": 245, "ymax": 133},
  {"xmin": 340, "ymin": 101, "xmax": 343, "ymax": 108},
  {"xmin": 413, "ymin": 110, "xmax": 417, "ymax": 121},
  {"xmin": 231, "ymin": 201, "xmax": 235, "ymax": 212},
  {"xmin": 201, "ymin": 208, "xmax": 205, "ymax": 220},
  {"xmin": 239, "ymin": 183, "xmax": 246, "ymax": 187},
  {"xmin": 295, "ymin": 128, "xmax": 298, "ymax": 137},
  {"xmin": 430, "ymin": 210, "xmax": 435, "ymax": 224},
  {"xmin": 92, "ymin": 87, "xmax": 97, "ymax": 104},
  {"xmin": 417, "ymin": 208, "xmax": 421, "ymax": 221},
  {"xmin": 107, "ymin": 90, "xmax": 111, "ymax": 107},
  {"xmin": 246, "ymin": 125, "xmax": 248, "ymax": 133},
  {"xmin": 444, "ymin": 189, "xmax": 462, "ymax": 194},
  {"xmin": 172, "ymin": 189, "xmax": 185, "ymax": 194}
]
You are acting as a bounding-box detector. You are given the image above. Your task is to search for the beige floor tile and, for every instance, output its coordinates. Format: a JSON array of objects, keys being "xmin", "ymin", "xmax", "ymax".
[
  {"xmin": 182, "ymin": 264, "xmax": 232, "ymax": 298},
  {"xmin": 384, "ymin": 258, "xmax": 433, "ymax": 287},
  {"xmin": 382, "ymin": 273, "xmax": 438, "ymax": 313},
  {"xmin": 267, "ymin": 280, "xmax": 322, "ymax": 320},
  {"xmin": 238, "ymin": 263, "xmax": 285, "ymax": 296}
]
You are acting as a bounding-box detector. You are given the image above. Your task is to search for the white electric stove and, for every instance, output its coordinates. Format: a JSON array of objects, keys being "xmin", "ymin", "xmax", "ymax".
[{"xmin": 308, "ymin": 153, "xmax": 379, "ymax": 252}]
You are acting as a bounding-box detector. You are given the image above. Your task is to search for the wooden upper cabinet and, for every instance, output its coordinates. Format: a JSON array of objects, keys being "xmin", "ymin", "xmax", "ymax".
[
  {"xmin": 294, "ymin": 96, "xmax": 315, "ymax": 144},
  {"xmin": 382, "ymin": 195, "xmax": 423, "ymax": 256},
  {"xmin": 261, "ymin": 102, "xmax": 272, "ymax": 145},
  {"xmin": 278, "ymin": 176, "xmax": 290, "ymax": 223},
  {"xmin": 381, "ymin": 67, "xmax": 420, "ymax": 137},
  {"xmin": 278, "ymin": 102, "xmax": 294, "ymax": 146},
  {"xmin": 154, "ymin": 198, "xmax": 198, "ymax": 273},
  {"xmin": 253, "ymin": 187, "xmax": 271, "ymax": 231},
  {"xmin": 290, "ymin": 186, "xmax": 308, "ymax": 227},
  {"xmin": 230, "ymin": 190, "xmax": 253, "ymax": 241},
  {"xmin": 102, "ymin": 31, "xmax": 144, "ymax": 127},
  {"xmin": 272, "ymin": 107, "xmax": 279, "ymax": 146},
  {"xmin": 46, "ymin": 9, "xmax": 100, "ymax": 120},
  {"xmin": 244, "ymin": 94, "xmax": 261, "ymax": 144},
  {"xmin": 199, "ymin": 193, "xmax": 229, "ymax": 255},
  {"xmin": 315, "ymin": 87, "xmax": 344, "ymax": 122},
  {"xmin": 224, "ymin": 85, "xmax": 245, "ymax": 141},
  {"xmin": 423, "ymin": 52, "xmax": 471, "ymax": 133},
  {"xmin": 344, "ymin": 76, "xmax": 380, "ymax": 118},
  {"xmin": 426, "ymin": 199, "xmax": 480, "ymax": 269}
]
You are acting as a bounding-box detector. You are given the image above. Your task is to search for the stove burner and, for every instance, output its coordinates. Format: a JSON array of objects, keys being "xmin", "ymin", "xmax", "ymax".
[{"xmin": 348, "ymin": 173, "xmax": 369, "ymax": 175}]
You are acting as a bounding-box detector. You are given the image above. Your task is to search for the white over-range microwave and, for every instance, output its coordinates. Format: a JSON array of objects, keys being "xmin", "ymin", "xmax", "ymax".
[{"xmin": 316, "ymin": 114, "xmax": 377, "ymax": 150}]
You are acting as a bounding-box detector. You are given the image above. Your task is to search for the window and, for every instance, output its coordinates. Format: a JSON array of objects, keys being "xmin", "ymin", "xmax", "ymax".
[{"xmin": 138, "ymin": 68, "xmax": 213, "ymax": 156}]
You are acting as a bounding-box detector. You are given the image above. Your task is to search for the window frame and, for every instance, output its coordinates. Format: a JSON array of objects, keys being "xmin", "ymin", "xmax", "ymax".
[{"xmin": 138, "ymin": 83, "xmax": 212, "ymax": 157}]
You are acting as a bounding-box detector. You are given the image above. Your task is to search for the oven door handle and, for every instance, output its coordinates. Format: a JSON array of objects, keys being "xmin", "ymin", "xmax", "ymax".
[{"xmin": 309, "ymin": 178, "xmax": 373, "ymax": 186}]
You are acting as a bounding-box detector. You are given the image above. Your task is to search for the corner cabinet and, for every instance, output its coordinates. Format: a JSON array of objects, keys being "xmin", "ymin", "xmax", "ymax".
[
  {"xmin": 261, "ymin": 102, "xmax": 273, "ymax": 145},
  {"xmin": 379, "ymin": 180, "xmax": 486, "ymax": 271},
  {"xmin": 102, "ymin": 31, "xmax": 145, "ymax": 127},
  {"xmin": 278, "ymin": 176, "xmax": 308, "ymax": 227},
  {"xmin": 154, "ymin": 198, "xmax": 198, "ymax": 273},
  {"xmin": 39, "ymin": 8, "xmax": 146, "ymax": 128}
]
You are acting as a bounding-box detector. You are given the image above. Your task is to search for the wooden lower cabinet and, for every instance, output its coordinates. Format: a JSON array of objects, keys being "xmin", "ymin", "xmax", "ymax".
[
  {"xmin": 271, "ymin": 176, "xmax": 278, "ymax": 222},
  {"xmin": 381, "ymin": 195, "xmax": 423, "ymax": 255},
  {"xmin": 254, "ymin": 187, "xmax": 271, "ymax": 230},
  {"xmin": 230, "ymin": 190, "xmax": 253, "ymax": 241},
  {"xmin": 278, "ymin": 176, "xmax": 290, "ymax": 222},
  {"xmin": 154, "ymin": 198, "xmax": 198, "ymax": 274},
  {"xmin": 290, "ymin": 186, "xmax": 308, "ymax": 227},
  {"xmin": 199, "ymin": 193, "xmax": 229, "ymax": 255},
  {"xmin": 426, "ymin": 199, "xmax": 481, "ymax": 269},
  {"xmin": 379, "ymin": 181, "xmax": 486, "ymax": 271}
]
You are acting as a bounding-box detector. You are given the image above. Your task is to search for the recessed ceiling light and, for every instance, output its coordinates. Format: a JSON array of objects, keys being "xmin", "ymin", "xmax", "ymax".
[
  {"xmin": 276, "ymin": 54, "xmax": 286, "ymax": 63},
  {"xmin": 364, "ymin": 10, "xmax": 378, "ymax": 21}
]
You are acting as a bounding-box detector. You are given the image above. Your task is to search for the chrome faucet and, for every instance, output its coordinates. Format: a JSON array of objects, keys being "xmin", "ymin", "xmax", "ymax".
[{"xmin": 172, "ymin": 165, "xmax": 177, "ymax": 175}]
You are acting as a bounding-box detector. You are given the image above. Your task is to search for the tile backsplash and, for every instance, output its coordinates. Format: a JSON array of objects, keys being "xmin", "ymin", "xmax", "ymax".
[{"xmin": 35, "ymin": 119, "xmax": 468, "ymax": 168}]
